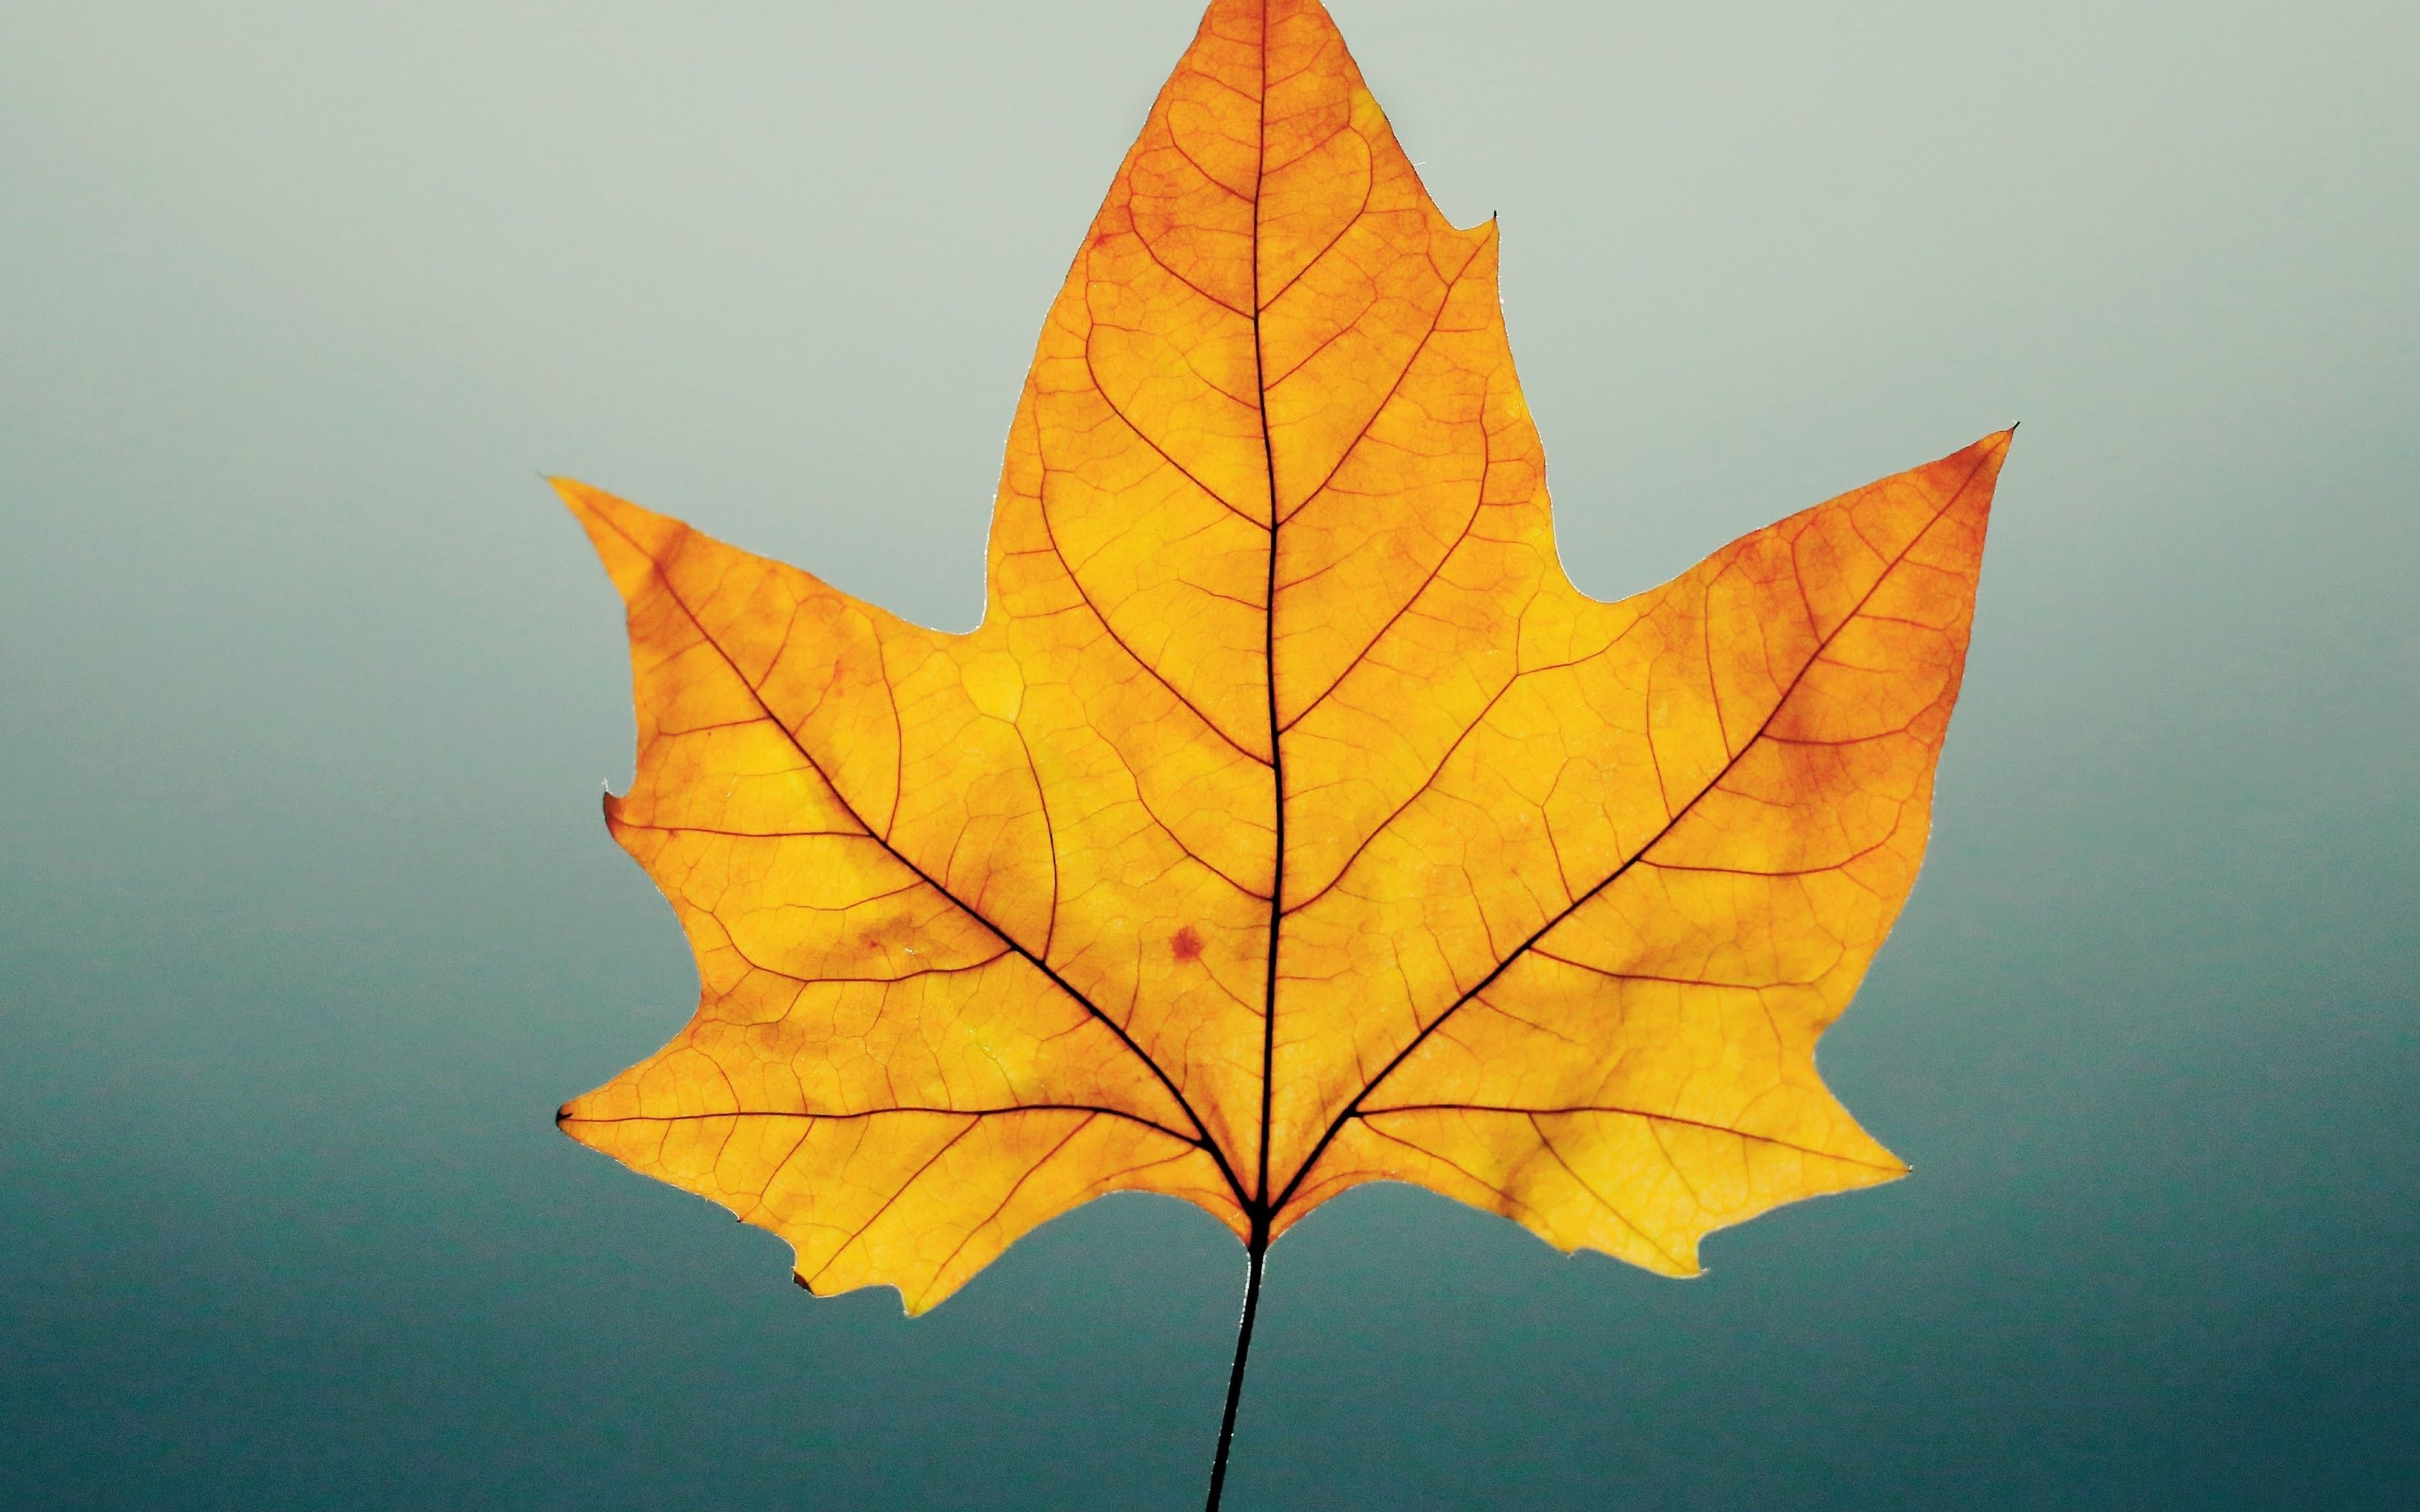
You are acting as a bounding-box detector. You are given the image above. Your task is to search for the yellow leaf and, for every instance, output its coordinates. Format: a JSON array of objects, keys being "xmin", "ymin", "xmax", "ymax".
[{"xmin": 553, "ymin": 0, "xmax": 2006, "ymax": 1323}]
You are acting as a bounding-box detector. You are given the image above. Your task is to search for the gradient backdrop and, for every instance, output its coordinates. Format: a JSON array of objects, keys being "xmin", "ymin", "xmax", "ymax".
[{"xmin": 4, "ymin": 1, "xmax": 2414, "ymax": 1507}]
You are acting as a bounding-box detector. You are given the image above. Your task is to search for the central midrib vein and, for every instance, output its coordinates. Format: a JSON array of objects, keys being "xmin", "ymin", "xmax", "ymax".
[{"xmin": 1251, "ymin": 22, "xmax": 1281, "ymax": 1227}]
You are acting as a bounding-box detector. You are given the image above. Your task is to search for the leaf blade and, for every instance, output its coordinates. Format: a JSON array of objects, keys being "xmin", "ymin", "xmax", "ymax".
[{"xmin": 553, "ymin": 0, "xmax": 2009, "ymax": 1306}]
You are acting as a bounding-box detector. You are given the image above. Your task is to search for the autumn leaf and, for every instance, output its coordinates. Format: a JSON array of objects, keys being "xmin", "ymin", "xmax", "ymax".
[{"xmin": 551, "ymin": 0, "xmax": 2005, "ymax": 1499}]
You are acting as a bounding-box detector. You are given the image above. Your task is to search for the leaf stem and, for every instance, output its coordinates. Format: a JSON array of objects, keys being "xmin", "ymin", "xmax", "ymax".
[{"xmin": 1203, "ymin": 1233, "xmax": 1269, "ymax": 1512}]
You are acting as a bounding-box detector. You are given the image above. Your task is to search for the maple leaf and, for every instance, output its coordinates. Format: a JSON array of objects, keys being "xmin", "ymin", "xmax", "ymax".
[{"xmin": 552, "ymin": 0, "xmax": 2005, "ymax": 1499}]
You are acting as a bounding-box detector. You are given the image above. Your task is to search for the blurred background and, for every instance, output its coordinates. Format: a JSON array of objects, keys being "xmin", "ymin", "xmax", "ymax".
[{"xmin": 4, "ymin": 1, "xmax": 2414, "ymax": 1507}]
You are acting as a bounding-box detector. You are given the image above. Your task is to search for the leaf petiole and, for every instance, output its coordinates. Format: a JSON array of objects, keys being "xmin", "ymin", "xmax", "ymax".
[{"xmin": 1203, "ymin": 1231, "xmax": 1269, "ymax": 1512}]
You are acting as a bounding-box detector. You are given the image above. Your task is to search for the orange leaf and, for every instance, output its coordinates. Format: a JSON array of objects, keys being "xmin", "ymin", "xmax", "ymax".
[{"xmin": 553, "ymin": 0, "xmax": 2005, "ymax": 1319}]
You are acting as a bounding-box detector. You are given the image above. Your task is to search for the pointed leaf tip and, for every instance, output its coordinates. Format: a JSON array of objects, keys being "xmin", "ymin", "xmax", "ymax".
[{"xmin": 552, "ymin": 477, "xmax": 686, "ymax": 603}]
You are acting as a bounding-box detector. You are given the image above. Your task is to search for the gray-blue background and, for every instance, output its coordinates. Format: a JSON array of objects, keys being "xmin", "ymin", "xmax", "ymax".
[{"xmin": 4, "ymin": 1, "xmax": 2414, "ymax": 1506}]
